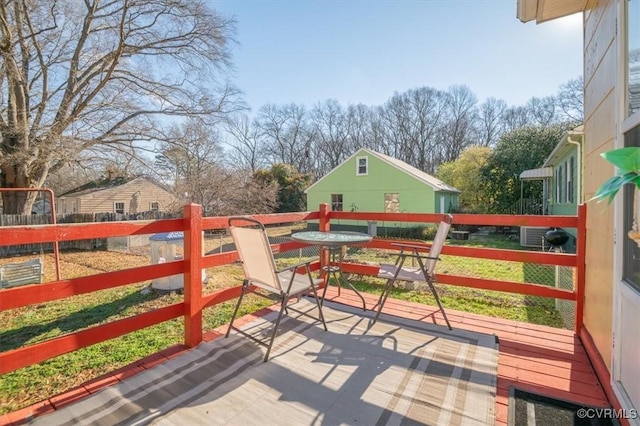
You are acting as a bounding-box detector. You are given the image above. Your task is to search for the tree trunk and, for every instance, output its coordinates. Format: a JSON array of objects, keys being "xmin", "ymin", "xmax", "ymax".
[{"xmin": 0, "ymin": 164, "xmax": 37, "ymax": 214}]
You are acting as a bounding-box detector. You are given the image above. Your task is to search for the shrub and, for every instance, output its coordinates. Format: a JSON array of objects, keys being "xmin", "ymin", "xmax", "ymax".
[
  {"xmin": 448, "ymin": 206, "xmax": 479, "ymax": 233},
  {"xmin": 384, "ymin": 225, "xmax": 438, "ymax": 241}
]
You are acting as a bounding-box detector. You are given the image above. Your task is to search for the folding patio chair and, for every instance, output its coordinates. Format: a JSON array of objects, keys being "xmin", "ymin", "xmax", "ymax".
[
  {"xmin": 373, "ymin": 214, "xmax": 453, "ymax": 330},
  {"xmin": 226, "ymin": 217, "xmax": 327, "ymax": 361}
]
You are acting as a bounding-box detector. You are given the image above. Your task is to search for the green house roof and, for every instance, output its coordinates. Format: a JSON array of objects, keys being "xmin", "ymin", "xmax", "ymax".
[{"xmin": 305, "ymin": 148, "xmax": 460, "ymax": 193}]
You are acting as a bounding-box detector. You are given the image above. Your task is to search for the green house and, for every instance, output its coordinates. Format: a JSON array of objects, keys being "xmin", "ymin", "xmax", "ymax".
[
  {"xmin": 305, "ymin": 148, "xmax": 460, "ymax": 231},
  {"xmin": 520, "ymin": 125, "xmax": 584, "ymax": 217},
  {"xmin": 519, "ymin": 125, "xmax": 584, "ymax": 250}
]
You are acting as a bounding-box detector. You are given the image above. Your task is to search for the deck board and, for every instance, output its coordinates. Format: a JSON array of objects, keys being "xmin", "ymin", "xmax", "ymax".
[{"xmin": 4, "ymin": 287, "xmax": 611, "ymax": 426}]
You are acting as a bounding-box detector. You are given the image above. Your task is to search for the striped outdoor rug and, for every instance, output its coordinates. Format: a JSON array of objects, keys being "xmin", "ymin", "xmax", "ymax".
[{"xmin": 30, "ymin": 299, "xmax": 498, "ymax": 426}]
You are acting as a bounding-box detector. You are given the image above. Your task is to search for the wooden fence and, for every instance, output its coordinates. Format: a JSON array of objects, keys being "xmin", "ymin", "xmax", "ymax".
[{"xmin": 0, "ymin": 211, "xmax": 176, "ymax": 256}]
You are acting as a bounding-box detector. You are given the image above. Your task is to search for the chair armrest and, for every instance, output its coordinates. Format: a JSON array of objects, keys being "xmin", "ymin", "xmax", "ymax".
[
  {"xmin": 390, "ymin": 253, "xmax": 440, "ymax": 261},
  {"xmin": 389, "ymin": 243, "xmax": 440, "ymax": 261},
  {"xmin": 390, "ymin": 242, "xmax": 429, "ymax": 251},
  {"xmin": 275, "ymin": 258, "xmax": 319, "ymax": 274}
]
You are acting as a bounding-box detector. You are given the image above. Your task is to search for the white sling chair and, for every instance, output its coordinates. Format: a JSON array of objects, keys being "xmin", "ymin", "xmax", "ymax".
[
  {"xmin": 226, "ymin": 217, "xmax": 327, "ymax": 361},
  {"xmin": 373, "ymin": 214, "xmax": 453, "ymax": 330}
]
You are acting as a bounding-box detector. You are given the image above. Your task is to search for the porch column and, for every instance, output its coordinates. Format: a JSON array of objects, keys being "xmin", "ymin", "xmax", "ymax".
[{"xmin": 184, "ymin": 203, "xmax": 203, "ymax": 347}]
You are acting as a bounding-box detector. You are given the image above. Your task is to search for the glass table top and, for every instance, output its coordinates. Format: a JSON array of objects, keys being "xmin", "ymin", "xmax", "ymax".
[{"xmin": 291, "ymin": 231, "xmax": 373, "ymax": 246}]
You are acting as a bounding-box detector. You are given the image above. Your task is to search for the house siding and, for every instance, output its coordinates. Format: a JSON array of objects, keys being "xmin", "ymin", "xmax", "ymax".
[
  {"xmin": 582, "ymin": 0, "xmax": 616, "ymax": 371},
  {"xmin": 549, "ymin": 151, "xmax": 579, "ymax": 217},
  {"xmin": 307, "ymin": 152, "xmax": 454, "ymax": 227},
  {"xmin": 57, "ymin": 178, "xmax": 178, "ymax": 215},
  {"xmin": 435, "ymin": 192, "xmax": 458, "ymax": 214}
]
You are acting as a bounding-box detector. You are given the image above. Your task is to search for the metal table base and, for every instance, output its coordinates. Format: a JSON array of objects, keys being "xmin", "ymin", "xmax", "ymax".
[{"xmin": 320, "ymin": 246, "xmax": 367, "ymax": 310}]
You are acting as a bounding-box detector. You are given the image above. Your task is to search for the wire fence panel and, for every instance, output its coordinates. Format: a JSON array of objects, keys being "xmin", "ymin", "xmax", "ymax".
[
  {"xmin": 347, "ymin": 246, "xmax": 576, "ymax": 330},
  {"xmin": 555, "ymin": 265, "xmax": 576, "ymax": 329}
]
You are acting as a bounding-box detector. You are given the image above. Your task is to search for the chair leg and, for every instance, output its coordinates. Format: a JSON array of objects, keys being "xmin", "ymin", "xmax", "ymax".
[
  {"xmin": 309, "ymin": 284, "xmax": 328, "ymax": 331},
  {"xmin": 264, "ymin": 294, "xmax": 289, "ymax": 362},
  {"xmin": 373, "ymin": 256, "xmax": 408, "ymax": 325},
  {"xmin": 320, "ymin": 278, "xmax": 329, "ymax": 308},
  {"xmin": 426, "ymin": 278, "xmax": 452, "ymax": 330},
  {"xmin": 226, "ymin": 281, "xmax": 248, "ymax": 338},
  {"xmin": 373, "ymin": 278, "xmax": 394, "ymax": 325}
]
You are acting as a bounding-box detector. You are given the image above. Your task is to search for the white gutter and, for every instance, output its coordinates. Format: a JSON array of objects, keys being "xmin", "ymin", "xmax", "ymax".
[{"xmin": 567, "ymin": 133, "xmax": 583, "ymax": 203}]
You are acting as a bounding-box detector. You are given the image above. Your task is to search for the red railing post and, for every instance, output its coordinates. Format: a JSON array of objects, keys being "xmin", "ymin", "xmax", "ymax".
[
  {"xmin": 575, "ymin": 203, "xmax": 587, "ymax": 333},
  {"xmin": 319, "ymin": 203, "xmax": 330, "ymax": 232},
  {"xmin": 184, "ymin": 203, "xmax": 203, "ymax": 347}
]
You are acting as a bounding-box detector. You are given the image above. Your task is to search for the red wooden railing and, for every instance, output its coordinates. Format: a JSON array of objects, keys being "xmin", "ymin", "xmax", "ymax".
[{"xmin": 0, "ymin": 203, "xmax": 586, "ymax": 376}]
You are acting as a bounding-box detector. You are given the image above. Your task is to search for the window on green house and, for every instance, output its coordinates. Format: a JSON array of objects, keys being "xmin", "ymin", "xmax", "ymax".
[
  {"xmin": 331, "ymin": 194, "xmax": 343, "ymax": 211},
  {"xmin": 356, "ymin": 157, "xmax": 368, "ymax": 175},
  {"xmin": 556, "ymin": 166, "xmax": 563, "ymax": 203},
  {"xmin": 567, "ymin": 156, "xmax": 574, "ymax": 203},
  {"xmin": 384, "ymin": 193, "xmax": 399, "ymax": 213}
]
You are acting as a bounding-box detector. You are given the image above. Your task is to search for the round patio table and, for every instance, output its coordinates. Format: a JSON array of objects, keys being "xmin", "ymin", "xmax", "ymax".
[{"xmin": 291, "ymin": 231, "xmax": 372, "ymax": 309}]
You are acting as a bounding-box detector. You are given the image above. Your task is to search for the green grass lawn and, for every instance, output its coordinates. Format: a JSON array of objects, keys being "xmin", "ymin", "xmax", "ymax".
[
  {"xmin": 344, "ymin": 232, "xmax": 566, "ymax": 327},
  {"xmin": 0, "ymin": 230, "xmax": 573, "ymax": 414}
]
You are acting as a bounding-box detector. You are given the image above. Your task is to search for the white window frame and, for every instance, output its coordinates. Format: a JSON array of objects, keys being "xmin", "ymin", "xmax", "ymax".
[
  {"xmin": 150, "ymin": 201, "xmax": 159, "ymax": 211},
  {"xmin": 356, "ymin": 156, "xmax": 368, "ymax": 176},
  {"xmin": 114, "ymin": 202, "xmax": 125, "ymax": 214},
  {"xmin": 384, "ymin": 193, "xmax": 400, "ymax": 213},
  {"xmin": 567, "ymin": 157, "xmax": 574, "ymax": 204},
  {"xmin": 556, "ymin": 166, "xmax": 563, "ymax": 203},
  {"xmin": 563, "ymin": 161, "xmax": 569, "ymax": 204},
  {"xmin": 331, "ymin": 194, "xmax": 343, "ymax": 211}
]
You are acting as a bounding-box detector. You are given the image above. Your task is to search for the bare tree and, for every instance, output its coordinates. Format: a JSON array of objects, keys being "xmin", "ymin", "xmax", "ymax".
[
  {"xmin": 220, "ymin": 171, "xmax": 278, "ymax": 215},
  {"xmin": 405, "ymin": 87, "xmax": 448, "ymax": 172},
  {"xmin": 476, "ymin": 97, "xmax": 507, "ymax": 147},
  {"xmin": 224, "ymin": 114, "xmax": 264, "ymax": 172},
  {"xmin": 502, "ymin": 105, "xmax": 533, "ymax": 131},
  {"xmin": 0, "ymin": 0, "xmax": 239, "ymax": 213},
  {"xmin": 439, "ymin": 85, "xmax": 478, "ymax": 163},
  {"xmin": 309, "ymin": 99, "xmax": 353, "ymax": 177},
  {"xmin": 43, "ymin": 162, "xmax": 101, "ymax": 196},
  {"xmin": 556, "ymin": 76, "xmax": 584, "ymax": 123},
  {"xmin": 154, "ymin": 118, "xmax": 224, "ymax": 208},
  {"xmin": 526, "ymin": 96, "xmax": 557, "ymax": 125},
  {"xmin": 154, "ymin": 118, "xmax": 277, "ymax": 215},
  {"xmin": 345, "ymin": 103, "xmax": 373, "ymax": 151},
  {"xmin": 255, "ymin": 103, "xmax": 315, "ymax": 174}
]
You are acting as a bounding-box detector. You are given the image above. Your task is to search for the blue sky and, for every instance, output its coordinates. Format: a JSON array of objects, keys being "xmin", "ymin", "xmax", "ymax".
[{"xmin": 213, "ymin": 0, "xmax": 583, "ymax": 112}]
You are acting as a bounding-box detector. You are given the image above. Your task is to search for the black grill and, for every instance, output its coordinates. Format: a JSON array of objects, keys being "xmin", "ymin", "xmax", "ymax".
[{"xmin": 545, "ymin": 228, "xmax": 569, "ymax": 247}]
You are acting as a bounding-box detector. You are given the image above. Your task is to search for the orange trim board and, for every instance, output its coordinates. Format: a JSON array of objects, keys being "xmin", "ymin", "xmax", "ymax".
[{"xmin": 578, "ymin": 326, "xmax": 631, "ymax": 426}]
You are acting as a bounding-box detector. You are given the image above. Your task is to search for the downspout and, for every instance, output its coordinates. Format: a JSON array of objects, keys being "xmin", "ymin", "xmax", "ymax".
[{"xmin": 567, "ymin": 133, "xmax": 583, "ymax": 204}]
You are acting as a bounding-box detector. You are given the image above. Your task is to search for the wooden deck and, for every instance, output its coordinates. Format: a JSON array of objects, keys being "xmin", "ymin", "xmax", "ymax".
[
  {"xmin": 322, "ymin": 287, "xmax": 609, "ymax": 426},
  {"xmin": 1, "ymin": 287, "xmax": 609, "ymax": 426}
]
